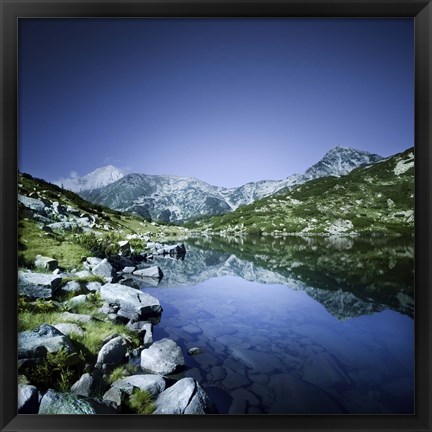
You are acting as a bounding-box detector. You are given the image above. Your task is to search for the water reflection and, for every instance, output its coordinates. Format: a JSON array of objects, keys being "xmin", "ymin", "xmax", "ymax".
[{"xmin": 135, "ymin": 235, "xmax": 414, "ymax": 414}]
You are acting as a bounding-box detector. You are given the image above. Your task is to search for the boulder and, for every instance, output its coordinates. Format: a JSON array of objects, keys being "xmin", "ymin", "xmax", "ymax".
[
  {"xmin": 47, "ymin": 221, "xmax": 82, "ymax": 233},
  {"xmin": 74, "ymin": 270, "xmax": 92, "ymax": 279},
  {"xmin": 86, "ymin": 257, "xmax": 103, "ymax": 267},
  {"xmin": 118, "ymin": 240, "xmax": 131, "ymax": 255},
  {"xmin": 188, "ymin": 347, "xmax": 203, "ymax": 356},
  {"xmin": 102, "ymin": 387, "xmax": 124, "ymax": 406},
  {"xmin": 111, "ymin": 374, "xmax": 165, "ymax": 397},
  {"xmin": 34, "ymin": 255, "xmax": 58, "ymax": 271},
  {"xmin": 52, "ymin": 323, "xmax": 84, "ymax": 337},
  {"xmin": 58, "ymin": 312, "xmax": 94, "ymax": 324},
  {"xmin": 71, "ymin": 373, "xmax": 100, "ymax": 397},
  {"xmin": 100, "ymin": 283, "xmax": 162, "ymax": 321},
  {"xmin": 38, "ymin": 389, "xmax": 117, "ymax": 414},
  {"xmin": 18, "ymin": 194, "xmax": 47, "ymax": 214},
  {"xmin": 86, "ymin": 281, "xmax": 102, "ymax": 292},
  {"xmin": 92, "ymin": 259, "xmax": 114, "ymax": 279},
  {"xmin": 18, "ymin": 271, "xmax": 62, "ymax": 299},
  {"xmin": 166, "ymin": 244, "xmax": 186, "ymax": 256},
  {"xmin": 66, "ymin": 294, "xmax": 88, "ymax": 309},
  {"xmin": 122, "ymin": 266, "xmax": 136, "ymax": 274},
  {"xmin": 61, "ymin": 281, "xmax": 86, "ymax": 294},
  {"xmin": 52, "ymin": 201, "xmax": 67, "ymax": 216},
  {"xmin": 142, "ymin": 322, "xmax": 153, "ymax": 347},
  {"xmin": 95, "ymin": 336, "xmax": 128, "ymax": 371},
  {"xmin": 18, "ymin": 384, "xmax": 39, "ymax": 414},
  {"xmin": 18, "ymin": 324, "xmax": 79, "ymax": 364},
  {"xmin": 140, "ymin": 338, "xmax": 184, "ymax": 375},
  {"xmin": 154, "ymin": 378, "xmax": 214, "ymax": 414},
  {"xmin": 133, "ymin": 266, "xmax": 163, "ymax": 279}
]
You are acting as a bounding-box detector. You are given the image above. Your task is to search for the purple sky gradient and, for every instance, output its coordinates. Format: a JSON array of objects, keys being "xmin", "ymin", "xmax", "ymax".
[{"xmin": 19, "ymin": 18, "xmax": 414, "ymax": 188}]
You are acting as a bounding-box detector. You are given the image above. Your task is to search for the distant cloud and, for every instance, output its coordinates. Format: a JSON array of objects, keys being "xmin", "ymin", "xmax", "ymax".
[{"xmin": 69, "ymin": 170, "xmax": 79, "ymax": 179}]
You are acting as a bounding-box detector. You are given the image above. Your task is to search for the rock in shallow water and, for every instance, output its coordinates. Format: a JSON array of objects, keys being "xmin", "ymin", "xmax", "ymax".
[
  {"xmin": 140, "ymin": 338, "xmax": 184, "ymax": 375},
  {"xmin": 111, "ymin": 374, "xmax": 166, "ymax": 397},
  {"xmin": 154, "ymin": 378, "xmax": 215, "ymax": 414},
  {"xmin": 100, "ymin": 283, "xmax": 162, "ymax": 321}
]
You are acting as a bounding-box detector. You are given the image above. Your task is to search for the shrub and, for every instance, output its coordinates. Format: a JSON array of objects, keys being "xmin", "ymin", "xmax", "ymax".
[{"xmin": 23, "ymin": 348, "xmax": 79, "ymax": 392}]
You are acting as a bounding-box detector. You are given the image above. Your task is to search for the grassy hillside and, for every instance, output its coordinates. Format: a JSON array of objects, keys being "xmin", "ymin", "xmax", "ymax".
[
  {"xmin": 18, "ymin": 172, "xmax": 189, "ymax": 269},
  {"xmin": 187, "ymin": 148, "xmax": 414, "ymax": 236}
]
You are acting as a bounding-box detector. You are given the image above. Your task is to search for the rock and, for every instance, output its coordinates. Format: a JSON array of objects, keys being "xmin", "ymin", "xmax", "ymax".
[
  {"xmin": 118, "ymin": 277, "xmax": 141, "ymax": 289},
  {"xmin": 95, "ymin": 336, "xmax": 128, "ymax": 371},
  {"xmin": 47, "ymin": 221, "xmax": 82, "ymax": 233},
  {"xmin": 18, "ymin": 194, "xmax": 47, "ymax": 214},
  {"xmin": 100, "ymin": 283, "xmax": 162, "ymax": 321},
  {"xmin": 18, "ymin": 324, "xmax": 79, "ymax": 364},
  {"xmin": 92, "ymin": 259, "xmax": 114, "ymax": 279},
  {"xmin": 133, "ymin": 266, "xmax": 164, "ymax": 279},
  {"xmin": 268, "ymin": 374, "xmax": 344, "ymax": 414},
  {"xmin": 102, "ymin": 387, "xmax": 124, "ymax": 406},
  {"xmin": 71, "ymin": 373, "xmax": 100, "ymax": 397},
  {"xmin": 302, "ymin": 352, "xmax": 352, "ymax": 389},
  {"xmin": 140, "ymin": 338, "xmax": 184, "ymax": 375},
  {"xmin": 183, "ymin": 324, "xmax": 202, "ymax": 335},
  {"xmin": 38, "ymin": 389, "xmax": 117, "ymax": 414},
  {"xmin": 61, "ymin": 281, "xmax": 86, "ymax": 294},
  {"xmin": 125, "ymin": 321, "xmax": 152, "ymax": 346},
  {"xmin": 58, "ymin": 312, "xmax": 94, "ymax": 324},
  {"xmin": 34, "ymin": 255, "xmax": 58, "ymax": 271},
  {"xmin": 74, "ymin": 270, "xmax": 92, "ymax": 278},
  {"xmin": 86, "ymin": 257, "xmax": 103, "ymax": 267},
  {"xmin": 118, "ymin": 240, "xmax": 131, "ymax": 255},
  {"xmin": 111, "ymin": 374, "xmax": 165, "ymax": 397},
  {"xmin": 230, "ymin": 388, "xmax": 260, "ymax": 408},
  {"xmin": 166, "ymin": 244, "xmax": 186, "ymax": 256},
  {"xmin": 188, "ymin": 347, "xmax": 203, "ymax": 356},
  {"xmin": 86, "ymin": 281, "xmax": 102, "ymax": 292},
  {"xmin": 122, "ymin": 266, "xmax": 136, "ymax": 274},
  {"xmin": 142, "ymin": 322, "xmax": 153, "ymax": 347},
  {"xmin": 154, "ymin": 378, "xmax": 214, "ymax": 414},
  {"xmin": 18, "ymin": 384, "xmax": 39, "ymax": 414},
  {"xmin": 18, "ymin": 271, "xmax": 62, "ymax": 299},
  {"xmin": 211, "ymin": 366, "xmax": 227, "ymax": 381},
  {"xmin": 66, "ymin": 294, "xmax": 88, "ymax": 309},
  {"xmin": 52, "ymin": 201, "xmax": 67, "ymax": 216},
  {"xmin": 52, "ymin": 323, "xmax": 84, "ymax": 337}
]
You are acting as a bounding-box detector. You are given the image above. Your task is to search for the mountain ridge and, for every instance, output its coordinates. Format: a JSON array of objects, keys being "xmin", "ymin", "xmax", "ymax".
[{"xmin": 79, "ymin": 146, "xmax": 383, "ymax": 222}]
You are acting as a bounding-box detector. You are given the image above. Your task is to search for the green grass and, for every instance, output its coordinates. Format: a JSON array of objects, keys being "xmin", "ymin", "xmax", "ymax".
[
  {"xmin": 107, "ymin": 364, "xmax": 140, "ymax": 385},
  {"xmin": 21, "ymin": 348, "xmax": 80, "ymax": 392},
  {"xmin": 18, "ymin": 219, "xmax": 90, "ymax": 270},
  {"xmin": 127, "ymin": 389, "xmax": 156, "ymax": 415}
]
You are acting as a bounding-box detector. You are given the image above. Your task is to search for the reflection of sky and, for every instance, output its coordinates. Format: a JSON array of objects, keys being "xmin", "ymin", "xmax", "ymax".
[
  {"xmin": 19, "ymin": 19, "xmax": 413, "ymax": 187},
  {"xmin": 148, "ymin": 275, "xmax": 414, "ymax": 414}
]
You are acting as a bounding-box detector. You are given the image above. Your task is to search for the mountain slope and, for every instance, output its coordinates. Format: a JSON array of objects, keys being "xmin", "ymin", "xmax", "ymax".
[
  {"xmin": 54, "ymin": 165, "xmax": 125, "ymax": 193},
  {"xmin": 190, "ymin": 148, "xmax": 414, "ymax": 236},
  {"xmin": 81, "ymin": 146, "xmax": 382, "ymax": 222}
]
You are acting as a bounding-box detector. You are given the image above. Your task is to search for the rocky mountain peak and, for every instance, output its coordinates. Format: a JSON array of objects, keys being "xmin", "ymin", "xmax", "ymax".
[{"xmin": 54, "ymin": 165, "xmax": 125, "ymax": 193}]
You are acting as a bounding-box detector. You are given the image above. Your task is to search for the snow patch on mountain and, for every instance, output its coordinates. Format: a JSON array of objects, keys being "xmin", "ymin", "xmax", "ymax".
[{"xmin": 54, "ymin": 165, "xmax": 125, "ymax": 193}]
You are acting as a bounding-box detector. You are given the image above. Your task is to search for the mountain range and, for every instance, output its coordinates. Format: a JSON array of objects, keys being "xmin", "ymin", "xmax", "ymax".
[{"xmin": 70, "ymin": 146, "xmax": 382, "ymax": 222}]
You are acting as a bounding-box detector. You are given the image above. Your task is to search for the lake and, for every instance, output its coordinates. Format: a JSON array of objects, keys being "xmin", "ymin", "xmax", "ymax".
[{"xmin": 135, "ymin": 235, "xmax": 414, "ymax": 414}]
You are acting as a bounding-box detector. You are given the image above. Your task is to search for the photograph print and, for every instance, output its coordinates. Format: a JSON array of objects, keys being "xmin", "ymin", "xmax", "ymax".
[{"xmin": 17, "ymin": 18, "xmax": 414, "ymax": 415}]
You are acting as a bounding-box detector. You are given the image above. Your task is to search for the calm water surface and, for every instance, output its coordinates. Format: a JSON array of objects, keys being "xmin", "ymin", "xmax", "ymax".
[{"xmin": 135, "ymin": 235, "xmax": 414, "ymax": 414}]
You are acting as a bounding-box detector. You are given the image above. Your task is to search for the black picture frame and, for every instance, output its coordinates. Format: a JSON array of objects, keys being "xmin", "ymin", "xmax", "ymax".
[{"xmin": 1, "ymin": 1, "xmax": 431, "ymax": 431}]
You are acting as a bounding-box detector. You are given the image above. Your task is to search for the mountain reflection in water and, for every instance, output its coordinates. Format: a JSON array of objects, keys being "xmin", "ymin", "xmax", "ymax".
[{"xmin": 135, "ymin": 235, "xmax": 414, "ymax": 414}]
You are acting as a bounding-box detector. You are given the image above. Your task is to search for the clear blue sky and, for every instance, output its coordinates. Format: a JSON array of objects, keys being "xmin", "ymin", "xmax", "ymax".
[{"xmin": 19, "ymin": 18, "xmax": 414, "ymax": 188}]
